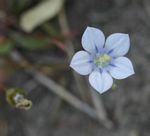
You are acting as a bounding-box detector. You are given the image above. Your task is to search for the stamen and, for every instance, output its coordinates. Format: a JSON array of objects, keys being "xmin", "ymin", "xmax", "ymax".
[
  {"xmin": 94, "ymin": 53, "xmax": 110, "ymax": 67},
  {"xmin": 104, "ymin": 54, "xmax": 110, "ymax": 61}
]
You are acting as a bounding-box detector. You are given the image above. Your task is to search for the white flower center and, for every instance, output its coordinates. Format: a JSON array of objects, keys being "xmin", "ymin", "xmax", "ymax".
[{"xmin": 94, "ymin": 54, "xmax": 110, "ymax": 67}]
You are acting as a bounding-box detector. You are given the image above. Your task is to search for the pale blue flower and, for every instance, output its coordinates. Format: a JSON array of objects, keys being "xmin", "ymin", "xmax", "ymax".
[{"xmin": 70, "ymin": 27, "xmax": 134, "ymax": 94}]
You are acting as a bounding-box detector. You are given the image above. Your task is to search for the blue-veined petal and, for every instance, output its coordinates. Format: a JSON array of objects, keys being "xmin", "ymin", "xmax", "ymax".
[
  {"xmin": 89, "ymin": 70, "xmax": 113, "ymax": 94},
  {"xmin": 70, "ymin": 51, "xmax": 93, "ymax": 75},
  {"xmin": 82, "ymin": 27, "xmax": 105, "ymax": 53},
  {"xmin": 105, "ymin": 33, "xmax": 130, "ymax": 57},
  {"xmin": 109, "ymin": 57, "xmax": 134, "ymax": 79}
]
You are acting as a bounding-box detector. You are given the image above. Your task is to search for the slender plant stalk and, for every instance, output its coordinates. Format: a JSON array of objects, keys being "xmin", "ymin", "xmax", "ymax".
[
  {"xmin": 10, "ymin": 50, "xmax": 112, "ymax": 128},
  {"xmin": 10, "ymin": 52, "xmax": 103, "ymax": 122},
  {"xmin": 58, "ymin": 8, "xmax": 113, "ymax": 128},
  {"xmin": 58, "ymin": 8, "xmax": 88, "ymax": 101},
  {"xmin": 89, "ymin": 86, "xmax": 113, "ymax": 128},
  {"xmin": 28, "ymin": 70, "xmax": 99, "ymax": 119}
]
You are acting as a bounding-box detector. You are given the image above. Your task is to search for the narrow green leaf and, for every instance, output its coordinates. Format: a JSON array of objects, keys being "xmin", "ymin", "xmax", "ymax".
[
  {"xmin": 0, "ymin": 40, "xmax": 13, "ymax": 55},
  {"xmin": 11, "ymin": 33, "xmax": 50, "ymax": 49}
]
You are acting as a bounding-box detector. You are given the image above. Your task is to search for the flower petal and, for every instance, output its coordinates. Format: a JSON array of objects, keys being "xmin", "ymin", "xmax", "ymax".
[
  {"xmin": 89, "ymin": 70, "xmax": 113, "ymax": 94},
  {"xmin": 82, "ymin": 27, "xmax": 105, "ymax": 53},
  {"xmin": 105, "ymin": 33, "xmax": 130, "ymax": 57},
  {"xmin": 70, "ymin": 51, "xmax": 93, "ymax": 75},
  {"xmin": 109, "ymin": 57, "xmax": 134, "ymax": 79}
]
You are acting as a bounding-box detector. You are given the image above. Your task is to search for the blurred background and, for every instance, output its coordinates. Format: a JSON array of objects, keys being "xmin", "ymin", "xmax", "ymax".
[{"xmin": 0, "ymin": 0, "xmax": 149, "ymax": 136}]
